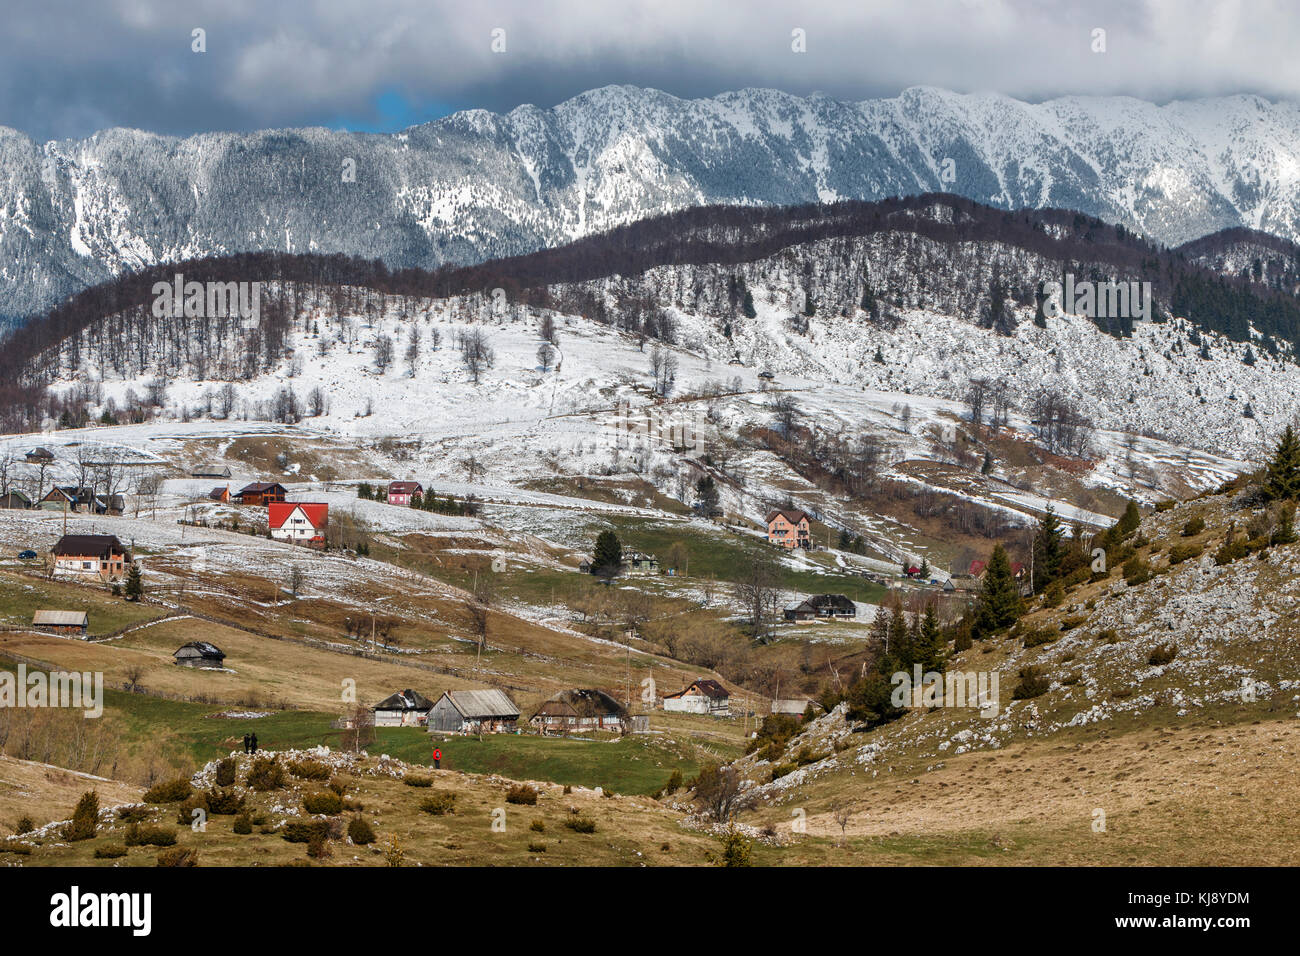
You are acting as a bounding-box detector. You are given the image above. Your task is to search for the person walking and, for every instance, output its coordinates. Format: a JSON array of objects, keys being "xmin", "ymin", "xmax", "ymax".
[
  {"xmin": 249, "ymin": 732, "xmax": 258, "ymax": 754},
  {"xmin": 242, "ymin": 733, "xmax": 250, "ymax": 754}
]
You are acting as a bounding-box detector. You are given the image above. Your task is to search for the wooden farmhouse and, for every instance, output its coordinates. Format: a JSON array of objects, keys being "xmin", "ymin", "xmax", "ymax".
[
  {"xmin": 663, "ymin": 678, "xmax": 731, "ymax": 715},
  {"xmin": 51, "ymin": 534, "xmax": 130, "ymax": 580},
  {"xmin": 0, "ymin": 491, "xmax": 31, "ymax": 509},
  {"xmin": 32, "ymin": 610, "xmax": 88, "ymax": 637},
  {"xmin": 209, "ymin": 486, "xmax": 230, "ymax": 503},
  {"xmin": 174, "ymin": 642, "xmax": 226, "ymax": 669},
  {"xmin": 25, "ymin": 447, "xmax": 55, "ymax": 464},
  {"xmin": 234, "ymin": 482, "xmax": 287, "ymax": 506},
  {"xmin": 387, "ymin": 481, "xmax": 423, "ymax": 506},
  {"xmin": 784, "ymin": 593, "xmax": 856, "ymax": 621},
  {"xmin": 268, "ymin": 502, "xmax": 328, "ymax": 547},
  {"xmin": 530, "ymin": 689, "xmax": 629, "ymax": 734},
  {"xmin": 766, "ymin": 508, "xmax": 811, "ymax": 550},
  {"xmin": 426, "ymin": 690, "xmax": 520, "ymax": 734},
  {"xmin": 373, "ymin": 689, "xmax": 434, "ymax": 727},
  {"xmin": 623, "ymin": 550, "xmax": 659, "ymax": 573}
]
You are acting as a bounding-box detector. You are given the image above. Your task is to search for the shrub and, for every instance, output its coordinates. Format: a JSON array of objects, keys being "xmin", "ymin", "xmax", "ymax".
[
  {"xmin": 1022, "ymin": 627, "xmax": 1057, "ymax": 648},
  {"xmin": 1058, "ymin": 615, "xmax": 1087, "ymax": 632},
  {"xmin": 527, "ymin": 840, "xmax": 547, "ymax": 853},
  {"xmin": 232, "ymin": 812, "xmax": 253, "ymax": 835},
  {"xmin": 419, "ymin": 792, "xmax": 457, "ymax": 816},
  {"xmin": 1012, "ymin": 665, "xmax": 1050, "ymax": 700},
  {"xmin": 347, "ymin": 816, "xmax": 376, "ymax": 845},
  {"xmin": 403, "ymin": 775, "xmax": 433, "ymax": 788},
  {"xmin": 246, "ymin": 757, "xmax": 286, "ymax": 791},
  {"xmin": 562, "ymin": 785, "xmax": 572, "ymax": 795},
  {"xmin": 707, "ymin": 825, "xmax": 753, "ymax": 867},
  {"xmin": 306, "ymin": 834, "xmax": 332, "ymax": 859},
  {"xmin": 63, "ymin": 790, "xmax": 99, "ymax": 842},
  {"xmin": 283, "ymin": 820, "xmax": 328, "ymax": 844},
  {"xmin": 156, "ymin": 847, "xmax": 198, "ymax": 867},
  {"xmin": 303, "ymin": 791, "xmax": 344, "ymax": 815},
  {"xmin": 125, "ymin": 823, "xmax": 177, "ymax": 847},
  {"xmin": 143, "ymin": 778, "xmax": 192, "ymax": 803},
  {"xmin": 116, "ymin": 805, "xmax": 150, "ymax": 822},
  {"xmin": 14, "ymin": 816, "xmax": 34, "ymax": 835},
  {"xmin": 1097, "ymin": 628, "xmax": 1120, "ymax": 644},
  {"xmin": 94, "ymin": 843, "xmax": 129, "ymax": 859},
  {"xmin": 1168, "ymin": 542, "xmax": 1204, "ymax": 564},
  {"xmin": 1214, "ymin": 540, "xmax": 1249, "ymax": 566},
  {"xmin": 177, "ymin": 793, "xmax": 209, "ymax": 826},
  {"xmin": 214, "ymin": 758, "xmax": 237, "ymax": 787},
  {"xmin": 328, "ymin": 777, "xmax": 348, "ymax": 796},
  {"xmin": 1181, "ymin": 516, "xmax": 1206, "ymax": 537},
  {"xmin": 1154, "ymin": 500, "xmax": 1176, "ymax": 513},
  {"xmin": 205, "ymin": 788, "xmax": 245, "ymax": 815},
  {"xmin": 663, "ymin": 768, "xmax": 683, "ymax": 794},
  {"xmin": 770, "ymin": 762, "xmax": 797, "ymax": 781},
  {"xmin": 506, "ymin": 784, "xmax": 538, "ymax": 806},
  {"xmin": 1061, "ymin": 672, "xmax": 1082, "ymax": 686},
  {"xmin": 1148, "ymin": 643, "xmax": 1179, "ymax": 666},
  {"xmin": 288, "ymin": 758, "xmax": 331, "ymax": 780},
  {"xmin": 529, "ymin": 819, "xmax": 545, "ymax": 833},
  {"xmin": 1122, "ymin": 557, "xmax": 1152, "ymax": 585},
  {"xmin": 563, "ymin": 816, "xmax": 596, "ymax": 834},
  {"xmin": 1042, "ymin": 580, "xmax": 1064, "ymax": 608}
]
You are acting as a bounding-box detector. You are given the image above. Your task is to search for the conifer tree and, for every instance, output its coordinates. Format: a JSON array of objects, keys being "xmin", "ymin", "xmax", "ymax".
[
  {"xmin": 1032, "ymin": 505, "xmax": 1064, "ymax": 592},
  {"xmin": 124, "ymin": 563, "xmax": 143, "ymax": 601},
  {"xmin": 972, "ymin": 544, "xmax": 1022, "ymax": 639},
  {"xmin": 1264, "ymin": 426, "xmax": 1300, "ymax": 501},
  {"xmin": 592, "ymin": 531, "xmax": 622, "ymax": 580}
]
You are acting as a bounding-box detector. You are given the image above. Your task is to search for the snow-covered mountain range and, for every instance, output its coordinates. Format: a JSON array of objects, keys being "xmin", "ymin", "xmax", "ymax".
[{"xmin": 5, "ymin": 85, "xmax": 1300, "ymax": 321}]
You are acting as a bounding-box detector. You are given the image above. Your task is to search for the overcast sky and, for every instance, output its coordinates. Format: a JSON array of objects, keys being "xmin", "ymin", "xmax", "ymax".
[{"xmin": 4, "ymin": 0, "xmax": 1298, "ymax": 141}]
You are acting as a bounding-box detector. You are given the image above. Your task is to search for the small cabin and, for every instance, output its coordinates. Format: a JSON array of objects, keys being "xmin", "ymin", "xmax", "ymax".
[
  {"xmin": 32, "ymin": 610, "xmax": 88, "ymax": 637},
  {"xmin": 530, "ymin": 689, "xmax": 629, "ymax": 735},
  {"xmin": 174, "ymin": 642, "xmax": 225, "ymax": 669},
  {"xmin": 623, "ymin": 550, "xmax": 659, "ymax": 573},
  {"xmin": 0, "ymin": 491, "xmax": 31, "ymax": 510},
  {"xmin": 663, "ymin": 678, "xmax": 730, "ymax": 715},
  {"xmin": 191, "ymin": 464, "xmax": 232, "ymax": 479}
]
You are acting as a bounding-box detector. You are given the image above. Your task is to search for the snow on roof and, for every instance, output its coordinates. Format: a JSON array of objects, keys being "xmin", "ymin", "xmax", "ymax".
[
  {"xmin": 374, "ymin": 689, "xmax": 433, "ymax": 711},
  {"xmin": 175, "ymin": 641, "xmax": 224, "ymax": 659}
]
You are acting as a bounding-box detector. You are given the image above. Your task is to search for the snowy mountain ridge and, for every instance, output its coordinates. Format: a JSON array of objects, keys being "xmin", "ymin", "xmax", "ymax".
[{"xmin": 5, "ymin": 85, "xmax": 1300, "ymax": 320}]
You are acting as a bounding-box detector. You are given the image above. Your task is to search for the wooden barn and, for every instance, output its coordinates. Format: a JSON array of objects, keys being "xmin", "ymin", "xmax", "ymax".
[
  {"xmin": 426, "ymin": 689, "xmax": 520, "ymax": 735},
  {"xmin": 32, "ymin": 610, "xmax": 88, "ymax": 637},
  {"xmin": 173, "ymin": 642, "xmax": 226, "ymax": 669},
  {"xmin": 530, "ymin": 689, "xmax": 629, "ymax": 735},
  {"xmin": 0, "ymin": 491, "xmax": 31, "ymax": 510},
  {"xmin": 373, "ymin": 689, "xmax": 434, "ymax": 727}
]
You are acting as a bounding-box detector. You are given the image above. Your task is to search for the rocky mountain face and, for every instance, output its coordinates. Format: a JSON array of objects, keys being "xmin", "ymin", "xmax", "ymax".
[{"xmin": 4, "ymin": 85, "xmax": 1300, "ymax": 321}]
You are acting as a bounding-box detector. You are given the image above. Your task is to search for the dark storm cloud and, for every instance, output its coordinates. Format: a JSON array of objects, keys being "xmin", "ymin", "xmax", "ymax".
[{"xmin": 3, "ymin": 0, "xmax": 1299, "ymax": 141}]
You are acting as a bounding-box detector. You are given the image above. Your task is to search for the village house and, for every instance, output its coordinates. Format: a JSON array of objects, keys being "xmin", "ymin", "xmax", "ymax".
[
  {"xmin": 373, "ymin": 689, "xmax": 434, "ymax": 727},
  {"xmin": 766, "ymin": 508, "xmax": 811, "ymax": 550},
  {"xmin": 173, "ymin": 642, "xmax": 226, "ymax": 669},
  {"xmin": 0, "ymin": 491, "xmax": 31, "ymax": 509},
  {"xmin": 51, "ymin": 534, "xmax": 130, "ymax": 580},
  {"xmin": 623, "ymin": 550, "xmax": 659, "ymax": 573},
  {"xmin": 25, "ymin": 447, "xmax": 54, "ymax": 465},
  {"xmin": 426, "ymin": 689, "xmax": 520, "ymax": 734},
  {"xmin": 234, "ymin": 482, "xmax": 287, "ymax": 506},
  {"xmin": 31, "ymin": 610, "xmax": 88, "ymax": 638},
  {"xmin": 38, "ymin": 486, "xmax": 95, "ymax": 513},
  {"xmin": 530, "ymin": 689, "xmax": 629, "ymax": 735},
  {"xmin": 783, "ymin": 593, "xmax": 857, "ymax": 621},
  {"xmin": 209, "ymin": 486, "xmax": 230, "ymax": 503},
  {"xmin": 268, "ymin": 502, "xmax": 328, "ymax": 547},
  {"xmin": 387, "ymin": 481, "xmax": 423, "ymax": 506},
  {"xmin": 190, "ymin": 464, "xmax": 231, "ymax": 479},
  {"xmin": 663, "ymin": 678, "xmax": 731, "ymax": 715}
]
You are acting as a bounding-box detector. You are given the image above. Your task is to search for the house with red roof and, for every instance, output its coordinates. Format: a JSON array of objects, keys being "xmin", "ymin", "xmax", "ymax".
[
  {"xmin": 269, "ymin": 502, "xmax": 328, "ymax": 547},
  {"xmin": 387, "ymin": 481, "xmax": 423, "ymax": 506}
]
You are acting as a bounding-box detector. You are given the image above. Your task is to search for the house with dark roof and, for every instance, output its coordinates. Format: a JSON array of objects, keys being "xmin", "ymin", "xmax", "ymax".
[
  {"xmin": 766, "ymin": 508, "xmax": 811, "ymax": 549},
  {"xmin": 784, "ymin": 593, "xmax": 856, "ymax": 621},
  {"xmin": 373, "ymin": 689, "xmax": 434, "ymax": 727},
  {"xmin": 209, "ymin": 486, "xmax": 230, "ymax": 503},
  {"xmin": 51, "ymin": 534, "xmax": 130, "ymax": 580},
  {"xmin": 25, "ymin": 447, "xmax": 55, "ymax": 464},
  {"xmin": 0, "ymin": 491, "xmax": 31, "ymax": 510},
  {"xmin": 623, "ymin": 550, "xmax": 659, "ymax": 573},
  {"xmin": 663, "ymin": 678, "xmax": 731, "ymax": 715},
  {"xmin": 174, "ymin": 642, "xmax": 226, "ymax": 669},
  {"xmin": 530, "ymin": 689, "xmax": 629, "ymax": 734},
  {"xmin": 387, "ymin": 481, "xmax": 423, "ymax": 506},
  {"xmin": 426, "ymin": 689, "xmax": 520, "ymax": 735},
  {"xmin": 191, "ymin": 464, "xmax": 232, "ymax": 479},
  {"xmin": 234, "ymin": 482, "xmax": 287, "ymax": 506}
]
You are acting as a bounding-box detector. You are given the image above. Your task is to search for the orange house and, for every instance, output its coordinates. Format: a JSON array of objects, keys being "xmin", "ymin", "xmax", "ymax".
[{"xmin": 766, "ymin": 509, "xmax": 811, "ymax": 549}]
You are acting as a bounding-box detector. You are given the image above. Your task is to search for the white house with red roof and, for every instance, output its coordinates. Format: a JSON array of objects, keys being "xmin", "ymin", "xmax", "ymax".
[{"xmin": 269, "ymin": 502, "xmax": 328, "ymax": 547}]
